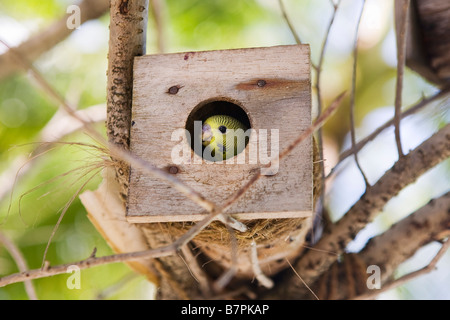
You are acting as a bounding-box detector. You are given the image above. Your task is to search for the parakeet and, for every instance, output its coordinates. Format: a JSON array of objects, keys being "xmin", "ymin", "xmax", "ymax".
[{"xmin": 201, "ymin": 115, "xmax": 248, "ymax": 161}]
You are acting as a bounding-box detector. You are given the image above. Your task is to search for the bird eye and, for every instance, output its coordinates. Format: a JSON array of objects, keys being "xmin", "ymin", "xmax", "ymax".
[{"xmin": 218, "ymin": 125, "xmax": 227, "ymax": 133}]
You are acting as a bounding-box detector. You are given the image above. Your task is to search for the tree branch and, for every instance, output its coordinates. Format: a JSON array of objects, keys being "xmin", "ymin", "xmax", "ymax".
[
  {"xmin": 149, "ymin": 0, "xmax": 167, "ymax": 53},
  {"xmin": 278, "ymin": 0, "xmax": 302, "ymax": 44},
  {"xmin": 0, "ymin": 232, "xmax": 38, "ymax": 299},
  {"xmin": 349, "ymin": 0, "xmax": 370, "ymax": 187},
  {"xmin": 394, "ymin": 0, "xmax": 411, "ymax": 158},
  {"xmin": 267, "ymin": 124, "xmax": 450, "ymax": 298},
  {"xmin": 313, "ymin": 191, "xmax": 450, "ymax": 300},
  {"xmin": 107, "ymin": 0, "xmax": 149, "ymax": 200},
  {"xmin": 355, "ymin": 239, "xmax": 450, "ymax": 300},
  {"xmin": 0, "ymin": 243, "xmax": 175, "ymax": 288},
  {"xmin": 315, "ymin": 0, "xmax": 341, "ymax": 206},
  {"xmin": 327, "ymin": 88, "xmax": 450, "ymax": 178},
  {"xmin": 358, "ymin": 191, "xmax": 450, "ymax": 285},
  {"xmin": 0, "ymin": 0, "xmax": 109, "ymax": 81}
]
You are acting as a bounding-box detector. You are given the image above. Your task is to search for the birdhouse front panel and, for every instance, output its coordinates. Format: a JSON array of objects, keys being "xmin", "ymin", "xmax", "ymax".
[{"xmin": 127, "ymin": 45, "xmax": 312, "ymax": 223}]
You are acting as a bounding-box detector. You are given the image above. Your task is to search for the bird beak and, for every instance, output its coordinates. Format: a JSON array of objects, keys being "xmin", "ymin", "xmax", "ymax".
[{"xmin": 202, "ymin": 123, "xmax": 213, "ymax": 144}]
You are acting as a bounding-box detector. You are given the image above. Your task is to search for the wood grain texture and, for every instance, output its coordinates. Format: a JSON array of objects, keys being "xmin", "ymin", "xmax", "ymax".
[{"xmin": 127, "ymin": 45, "xmax": 312, "ymax": 222}]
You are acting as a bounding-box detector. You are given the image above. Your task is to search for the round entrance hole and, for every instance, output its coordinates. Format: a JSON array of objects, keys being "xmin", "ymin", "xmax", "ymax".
[{"xmin": 185, "ymin": 99, "xmax": 251, "ymax": 161}]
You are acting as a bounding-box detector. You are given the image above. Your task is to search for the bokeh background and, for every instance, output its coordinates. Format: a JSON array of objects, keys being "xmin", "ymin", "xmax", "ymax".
[{"xmin": 0, "ymin": 0, "xmax": 448, "ymax": 299}]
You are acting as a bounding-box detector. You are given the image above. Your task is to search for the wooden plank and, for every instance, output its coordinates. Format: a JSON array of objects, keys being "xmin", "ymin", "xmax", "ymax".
[{"xmin": 127, "ymin": 45, "xmax": 312, "ymax": 223}]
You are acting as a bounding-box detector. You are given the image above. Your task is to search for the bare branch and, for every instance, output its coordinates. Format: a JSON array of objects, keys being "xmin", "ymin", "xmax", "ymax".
[
  {"xmin": 315, "ymin": 0, "xmax": 341, "ymax": 204},
  {"xmin": 0, "ymin": 0, "xmax": 109, "ymax": 80},
  {"xmin": 358, "ymin": 191, "xmax": 450, "ymax": 285},
  {"xmin": 0, "ymin": 232, "xmax": 38, "ymax": 299},
  {"xmin": 180, "ymin": 244, "xmax": 211, "ymax": 297},
  {"xmin": 212, "ymin": 226, "xmax": 238, "ymax": 292},
  {"xmin": 250, "ymin": 241, "xmax": 274, "ymax": 289},
  {"xmin": 278, "ymin": 0, "xmax": 302, "ymax": 44},
  {"xmin": 0, "ymin": 242, "xmax": 176, "ymax": 288},
  {"xmin": 394, "ymin": 0, "xmax": 411, "ymax": 158},
  {"xmin": 355, "ymin": 239, "xmax": 450, "ymax": 300},
  {"xmin": 327, "ymin": 88, "xmax": 450, "ymax": 178},
  {"xmin": 349, "ymin": 0, "xmax": 370, "ymax": 187},
  {"xmin": 270, "ymin": 124, "xmax": 450, "ymax": 298},
  {"xmin": 106, "ymin": 0, "xmax": 150, "ymax": 201},
  {"xmin": 314, "ymin": 191, "xmax": 449, "ymax": 300},
  {"xmin": 150, "ymin": 0, "xmax": 167, "ymax": 53}
]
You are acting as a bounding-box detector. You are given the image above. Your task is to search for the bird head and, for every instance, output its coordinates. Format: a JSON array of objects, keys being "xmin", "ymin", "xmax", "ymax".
[
  {"xmin": 202, "ymin": 121, "xmax": 228, "ymax": 147},
  {"xmin": 200, "ymin": 115, "xmax": 248, "ymax": 161}
]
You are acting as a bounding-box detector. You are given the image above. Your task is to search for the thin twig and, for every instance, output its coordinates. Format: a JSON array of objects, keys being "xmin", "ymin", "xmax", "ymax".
[
  {"xmin": 354, "ymin": 239, "xmax": 450, "ymax": 300},
  {"xmin": 349, "ymin": 0, "xmax": 370, "ymax": 187},
  {"xmin": 278, "ymin": 0, "xmax": 302, "ymax": 44},
  {"xmin": 149, "ymin": 0, "xmax": 167, "ymax": 53},
  {"xmin": 393, "ymin": 0, "xmax": 411, "ymax": 158},
  {"xmin": 315, "ymin": 0, "xmax": 341, "ymax": 205},
  {"xmin": 41, "ymin": 167, "xmax": 102, "ymax": 267},
  {"xmin": 212, "ymin": 225, "xmax": 238, "ymax": 292},
  {"xmin": 285, "ymin": 258, "xmax": 319, "ymax": 300},
  {"xmin": 250, "ymin": 241, "xmax": 274, "ymax": 289},
  {"xmin": 95, "ymin": 272, "xmax": 139, "ymax": 300},
  {"xmin": 11, "ymin": 148, "xmax": 104, "ymax": 226},
  {"xmin": 0, "ymin": 243, "xmax": 176, "ymax": 288},
  {"xmin": 180, "ymin": 244, "xmax": 211, "ymax": 297},
  {"xmin": 327, "ymin": 88, "xmax": 450, "ymax": 179},
  {"xmin": 0, "ymin": 232, "xmax": 38, "ymax": 299}
]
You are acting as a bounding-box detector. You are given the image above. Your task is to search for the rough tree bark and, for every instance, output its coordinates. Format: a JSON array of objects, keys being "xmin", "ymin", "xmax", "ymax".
[
  {"xmin": 104, "ymin": 0, "xmax": 200, "ymax": 299},
  {"xmin": 107, "ymin": 0, "xmax": 148, "ymax": 200}
]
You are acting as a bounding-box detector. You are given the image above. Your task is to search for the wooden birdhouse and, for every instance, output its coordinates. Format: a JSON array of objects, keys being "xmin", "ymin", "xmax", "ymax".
[{"xmin": 126, "ymin": 45, "xmax": 312, "ymax": 223}]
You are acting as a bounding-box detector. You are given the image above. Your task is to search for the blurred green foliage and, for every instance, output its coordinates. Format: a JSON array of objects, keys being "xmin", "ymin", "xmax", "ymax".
[{"xmin": 0, "ymin": 0, "xmax": 448, "ymax": 300}]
